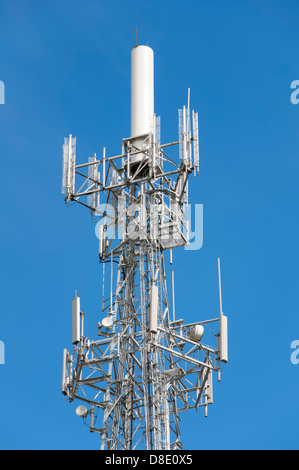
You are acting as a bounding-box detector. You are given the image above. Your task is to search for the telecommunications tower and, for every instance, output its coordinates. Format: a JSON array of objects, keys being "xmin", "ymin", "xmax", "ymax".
[{"xmin": 61, "ymin": 42, "xmax": 228, "ymax": 450}]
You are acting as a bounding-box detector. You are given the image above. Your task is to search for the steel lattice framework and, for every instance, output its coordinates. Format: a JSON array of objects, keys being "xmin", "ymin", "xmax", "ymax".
[{"xmin": 61, "ymin": 44, "xmax": 228, "ymax": 451}]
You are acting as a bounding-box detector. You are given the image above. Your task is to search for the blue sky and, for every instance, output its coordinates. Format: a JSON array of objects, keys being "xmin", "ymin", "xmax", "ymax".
[{"xmin": 1, "ymin": 0, "xmax": 299, "ymax": 450}]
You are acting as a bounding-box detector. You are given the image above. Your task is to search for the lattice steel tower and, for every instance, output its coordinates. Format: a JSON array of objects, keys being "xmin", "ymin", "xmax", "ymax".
[{"xmin": 61, "ymin": 42, "xmax": 228, "ymax": 450}]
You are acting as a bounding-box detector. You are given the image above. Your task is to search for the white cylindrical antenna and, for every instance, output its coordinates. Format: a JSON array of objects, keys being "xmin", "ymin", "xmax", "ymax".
[
  {"xmin": 131, "ymin": 45, "xmax": 154, "ymax": 138},
  {"xmin": 102, "ymin": 147, "xmax": 106, "ymax": 188},
  {"xmin": 218, "ymin": 258, "xmax": 223, "ymax": 316},
  {"xmin": 218, "ymin": 258, "xmax": 228, "ymax": 363},
  {"xmin": 102, "ymin": 258, "xmax": 105, "ymax": 312},
  {"xmin": 62, "ymin": 348, "xmax": 69, "ymax": 395},
  {"xmin": 67, "ymin": 134, "xmax": 72, "ymax": 190},
  {"xmin": 72, "ymin": 291, "xmax": 81, "ymax": 345},
  {"xmin": 204, "ymin": 369, "xmax": 213, "ymax": 417},
  {"xmin": 110, "ymin": 251, "xmax": 113, "ymax": 311},
  {"xmin": 172, "ymin": 270, "xmax": 175, "ymax": 322},
  {"xmin": 152, "ymin": 113, "xmax": 156, "ymax": 172},
  {"xmin": 182, "ymin": 106, "xmax": 187, "ymax": 164},
  {"xmin": 131, "ymin": 45, "xmax": 154, "ymax": 166},
  {"xmin": 206, "ymin": 369, "xmax": 213, "ymax": 405},
  {"xmin": 80, "ymin": 310, "xmax": 85, "ymax": 339},
  {"xmin": 99, "ymin": 225, "xmax": 103, "ymax": 257},
  {"xmin": 90, "ymin": 404, "xmax": 95, "ymax": 431},
  {"xmin": 149, "ymin": 284, "xmax": 158, "ymax": 334},
  {"xmin": 220, "ymin": 314, "xmax": 228, "ymax": 363}
]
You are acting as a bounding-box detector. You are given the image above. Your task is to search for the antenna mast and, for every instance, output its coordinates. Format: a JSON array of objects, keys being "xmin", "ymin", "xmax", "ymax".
[{"xmin": 61, "ymin": 43, "xmax": 228, "ymax": 450}]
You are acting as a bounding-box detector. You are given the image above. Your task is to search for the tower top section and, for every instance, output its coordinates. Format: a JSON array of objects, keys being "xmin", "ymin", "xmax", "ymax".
[{"xmin": 61, "ymin": 42, "xmax": 200, "ymax": 256}]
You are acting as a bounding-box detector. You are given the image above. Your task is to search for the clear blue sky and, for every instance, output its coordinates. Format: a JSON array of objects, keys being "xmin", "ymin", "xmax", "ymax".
[{"xmin": 1, "ymin": 0, "xmax": 299, "ymax": 450}]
